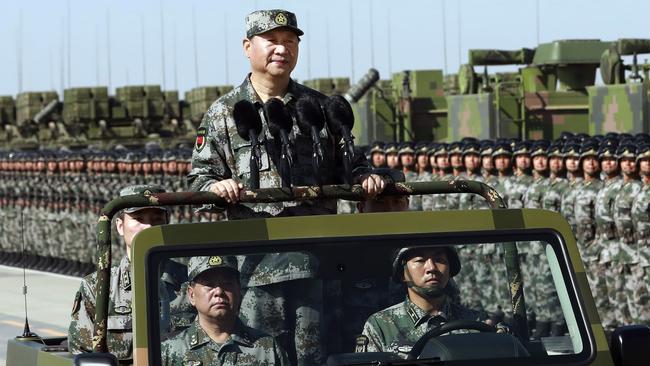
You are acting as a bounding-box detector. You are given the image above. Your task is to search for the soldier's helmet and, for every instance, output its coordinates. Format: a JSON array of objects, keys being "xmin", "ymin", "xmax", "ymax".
[
  {"xmin": 392, "ymin": 246, "xmax": 461, "ymax": 283},
  {"xmin": 187, "ymin": 255, "xmax": 240, "ymax": 282},
  {"xmin": 118, "ymin": 185, "xmax": 169, "ymax": 214},
  {"xmin": 616, "ymin": 142, "xmax": 637, "ymax": 160}
]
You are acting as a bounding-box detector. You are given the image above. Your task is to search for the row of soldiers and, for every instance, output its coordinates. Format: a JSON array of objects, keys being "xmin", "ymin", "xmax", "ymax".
[
  {"xmin": 355, "ymin": 132, "xmax": 650, "ymax": 335},
  {"xmin": 0, "ymin": 146, "xmax": 216, "ymax": 277}
]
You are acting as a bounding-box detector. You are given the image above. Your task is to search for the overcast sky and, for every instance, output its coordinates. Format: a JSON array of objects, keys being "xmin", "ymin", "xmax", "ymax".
[{"xmin": 2, "ymin": 0, "xmax": 650, "ymax": 97}]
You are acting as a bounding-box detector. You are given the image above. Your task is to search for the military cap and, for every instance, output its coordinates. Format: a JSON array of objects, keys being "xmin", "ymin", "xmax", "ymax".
[
  {"xmin": 575, "ymin": 133, "xmax": 590, "ymax": 143},
  {"xmin": 384, "ymin": 143, "xmax": 399, "ymax": 155},
  {"xmin": 491, "ymin": 142, "xmax": 512, "ymax": 157},
  {"xmin": 530, "ymin": 140, "xmax": 550, "ymax": 157},
  {"xmin": 548, "ymin": 143, "xmax": 563, "ymax": 158},
  {"xmin": 619, "ymin": 133, "xmax": 634, "ymax": 142},
  {"xmin": 616, "ymin": 143, "xmax": 637, "ymax": 160},
  {"xmin": 460, "ymin": 137, "xmax": 478, "ymax": 145},
  {"xmin": 245, "ymin": 9, "xmax": 304, "ymax": 39},
  {"xmin": 414, "ymin": 142, "xmax": 429, "ymax": 156},
  {"xmin": 592, "ymin": 135, "xmax": 604, "ymax": 144},
  {"xmin": 119, "ymin": 185, "xmax": 168, "ymax": 214},
  {"xmin": 369, "ymin": 141, "xmax": 385, "ymax": 154},
  {"xmin": 635, "ymin": 133, "xmax": 650, "ymax": 145},
  {"xmin": 448, "ymin": 142, "xmax": 463, "ymax": 155},
  {"xmin": 636, "ymin": 143, "xmax": 650, "ymax": 162},
  {"xmin": 513, "ymin": 141, "xmax": 532, "ymax": 156},
  {"xmin": 559, "ymin": 131, "xmax": 575, "ymax": 141},
  {"xmin": 462, "ymin": 141, "xmax": 480, "ymax": 156},
  {"xmin": 427, "ymin": 143, "xmax": 439, "ymax": 156},
  {"xmin": 163, "ymin": 150, "xmax": 178, "ymax": 161},
  {"xmin": 604, "ymin": 132, "xmax": 619, "ymax": 140},
  {"xmin": 392, "ymin": 246, "xmax": 461, "ymax": 283},
  {"xmin": 479, "ymin": 140, "xmax": 494, "ymax": 157},
  {"xmin": 433, "ymin": 143, "xmax": 450, "ymax": 157},
  {"xmin": 398, "ymin": 142, "xmax": 415, "ymax": 155},
  {"xmin": 579, "ymin": 142, "xmax": 599, "ymax": 159},
  {"xmin": 598, "ymin": 144, "xmax": 617, "ymax": 159},
  {"xmin": 188, "ymin": 255, "xmax": 239, "ymax": 282}
]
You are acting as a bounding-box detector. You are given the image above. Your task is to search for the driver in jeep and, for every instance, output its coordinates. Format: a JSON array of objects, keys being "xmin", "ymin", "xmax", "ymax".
[{"xmin": 357, "ymin": 246, "xmax": 503, "ymax": 357}]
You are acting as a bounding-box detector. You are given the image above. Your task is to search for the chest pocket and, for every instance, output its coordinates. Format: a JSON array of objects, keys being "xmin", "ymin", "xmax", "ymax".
[
  {"xmin": 230, "ymin": 133, "xmax": 271, "ymax": 180},
  {"xmin": 106, "ymin": 314, "xmax": 133, "ymax": 360}
]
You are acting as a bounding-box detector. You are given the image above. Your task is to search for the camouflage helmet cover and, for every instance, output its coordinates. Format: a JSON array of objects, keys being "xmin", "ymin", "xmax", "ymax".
[
  {"xmin": 392, "ymin": 246, "xmax": 461, "ymax": 283},
  {"xmin": 246, "ymin": 9, "xmax": 304, "ymax": 39}
]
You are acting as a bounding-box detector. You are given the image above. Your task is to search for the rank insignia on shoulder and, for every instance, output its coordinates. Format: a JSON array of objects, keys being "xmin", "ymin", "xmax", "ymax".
[
  {"xmin": 195, "ymin": 127, "xmax": 207, "ymax": 153},
  {"xmin": 354, "ymin": 334, "xmax": 369, "ymax": 353}
]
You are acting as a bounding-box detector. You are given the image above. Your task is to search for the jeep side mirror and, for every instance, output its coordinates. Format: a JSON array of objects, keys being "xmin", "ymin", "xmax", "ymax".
[
  {"xmin": 73, "ymin": 353, "xmax": 118, "ymax": 366},
  {"xmin": 610, "ymin": 325, "xmax": 650, "ymax": 366}
]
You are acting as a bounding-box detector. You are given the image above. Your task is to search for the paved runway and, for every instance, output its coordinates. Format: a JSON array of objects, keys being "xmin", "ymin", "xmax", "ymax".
[{"xmin": 0, "ymin": 265, "xmax": 80, "ymax": 365}]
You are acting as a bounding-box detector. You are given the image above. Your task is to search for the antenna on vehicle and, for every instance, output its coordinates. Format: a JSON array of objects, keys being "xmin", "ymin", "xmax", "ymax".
[{"xmin": 16, "ymin": 210, "xmax": 38, "ymax": 340}]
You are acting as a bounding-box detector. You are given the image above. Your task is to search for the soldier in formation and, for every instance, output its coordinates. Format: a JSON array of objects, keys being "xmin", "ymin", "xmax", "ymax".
[
  {"xmin": 0, "ymin": 146, "xmax": 198, "ymax": 277},
  {"xmin": 364, "ymin": 132, "xmax": 650, "ymax": 334}
]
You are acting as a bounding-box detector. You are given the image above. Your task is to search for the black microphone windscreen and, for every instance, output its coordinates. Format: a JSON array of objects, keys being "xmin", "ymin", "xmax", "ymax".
[
  {"xmin": 233, "ymin": 100, "xmax": 262, "ymax": 141},
  {"xmin": 264, "ymin": 98, "xmax": 293, "ymax": 138},
  {"xmin": 325, "ymin": 95, "xmax": 354, "ymax": 132},
  {"xmin": 295, "ymin": 95, "xmax": 326, "ymax": 135}
]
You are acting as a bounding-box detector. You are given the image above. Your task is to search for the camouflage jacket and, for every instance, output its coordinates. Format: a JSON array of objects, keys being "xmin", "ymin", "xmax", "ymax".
[
  {"xmin": 187, "ymin": 75, "xmax": 372, "ymax": 219},
  {"xmin": 560, "ymin": 177, "xmax": 584, "ymax": 233},
  {"xmin": 508, "ymin": 173, "xmax": 532, "ymax": 209},
  {"xmin": 632, "ymin": 183, "xmax": 650, "ymax": 266},
  {"xmin": 573, "ymin": 179, "xmax": 603, "ymax": 255},
  {"xmin": 491, "ymin": 175, "xmax": 514, "ymax": 208},
  {"xmin": 68, "ymin": 255, "xmax": 133, "ymax": 363},
  {"xmin": 407, "ymin": 171, "xmax": 430, "ymax": 211},
  {"xmin": 541, "ymin": 176, "xmax": 568, "ymax": 212},
  {"xmin": 594, "ymin": 177, "xmax": 622, "ymax": 242},
  {"xmin": 359, "ymin": 296, "xmax": 487, "ymax": 358},
  {"xmin": 160, "ymin": 318, "xmax": 289, "ymax": 366},
  {"xmin": 458, "ymin": 172, "xmax": 488, "ymax": 210},
  {"xmin": 422, "ymin": 173, "xmax": 454, "ymax": 211},
  {"xmin": 612, "ymin": 180, "xmax": 643, "ymax": 263},
  {"xmin": 523, "ymin": 175, "xmax": 548, "ymax": 209}
]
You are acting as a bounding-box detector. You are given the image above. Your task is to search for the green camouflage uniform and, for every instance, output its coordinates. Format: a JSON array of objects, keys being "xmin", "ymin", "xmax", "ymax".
[
  {"xmin": 593, "ymin": 176, "xmax": 623, "ymax": 328},
  {"xmin": 573, "ymin": 179, "xmax": 604, "ymax": 328},
  {"xmin": 188, "ymin": 74, "xmax": 371, "ymax": 365},
  {"xmin": 611, "ymin": 179, "xmax": 643, "ymax": 325},
  {"xmin": 358, "ymin": 296, "xmax": 487, "ymax": 358},
  {"xmin": 68, "ymin": 256, "xmax": 133, "ymax": 364},
  {"xmin": 422, "ymin": 173, "xmax": 453, "ymax": 211},
  {"xmin": 560, "ymin": 177, "xmax": 584, "ymax": 234},
  {"xmin": 408, "ymin": 171, "xmax": 433, "ymax": 211},
  {"xmin": 631, "ymin": 183, "xmax": 650, "ymax": 324},
  {"xmin": 541, "ymin": 177, "xmax": 568, "ymax": 212},
  {"xmin": 161, "ymin": 318, "xmax": 289, "ymax": 366}
]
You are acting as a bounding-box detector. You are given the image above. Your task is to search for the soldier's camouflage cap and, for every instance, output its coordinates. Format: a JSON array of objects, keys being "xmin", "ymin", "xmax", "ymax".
[
  {"xmin": 188, "ymin": 255, "xmax": 239, "ymax": 282},
  {"xmin": 119, "ymin": 184, "xmax": 169, "ymax": 214},
  {"xmin": 246, "ymin": 9, "xmax": 304, "ymax": 39}
]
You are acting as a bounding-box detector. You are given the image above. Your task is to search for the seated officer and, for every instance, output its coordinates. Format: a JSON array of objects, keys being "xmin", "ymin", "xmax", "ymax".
[
  {"xmin": 357, "ymin": 246, "xmax": 498, "ymax": 357},
  {"xmin": 68, "ymin": 185, "xmax": 170, "ymax": 364},
  {"xmin": 161, "ymin": 255, "xmax": 289, "ymax": 366}
]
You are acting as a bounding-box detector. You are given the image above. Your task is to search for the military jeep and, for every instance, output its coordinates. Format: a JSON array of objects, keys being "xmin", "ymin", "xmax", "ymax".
[{"xmin": 6, "ymin": 181, "xmax": 649, "ymax": 365}]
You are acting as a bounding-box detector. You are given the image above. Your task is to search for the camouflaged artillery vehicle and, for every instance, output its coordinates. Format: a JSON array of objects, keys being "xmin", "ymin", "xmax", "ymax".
[
  {"xmin": 449, "ymin": 39, "xmax": 650, "ymax": 142},
  {"xmin": 6, "ymin": 181, "xmax": 649, "ymax": 365},
  {"xmin": 0, "ymin": 84, "xmax": 235, "ymax": 151}
]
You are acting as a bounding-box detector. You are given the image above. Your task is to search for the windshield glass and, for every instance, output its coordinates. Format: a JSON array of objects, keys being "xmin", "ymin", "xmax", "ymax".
[{"xmin": 150, "ymin": 234, "xmax": 591, "ymax": 365}]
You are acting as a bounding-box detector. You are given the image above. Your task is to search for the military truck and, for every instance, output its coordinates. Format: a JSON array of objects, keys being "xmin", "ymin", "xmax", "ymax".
[{"xmin": 6, "ymin": 181, "xmax": 648, "ymax": 365}]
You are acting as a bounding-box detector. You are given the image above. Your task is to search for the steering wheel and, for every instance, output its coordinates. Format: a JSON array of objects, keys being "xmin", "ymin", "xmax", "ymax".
[{"xmin": 406, "ymin": 319, "xmax": 496, "ymax": 360}]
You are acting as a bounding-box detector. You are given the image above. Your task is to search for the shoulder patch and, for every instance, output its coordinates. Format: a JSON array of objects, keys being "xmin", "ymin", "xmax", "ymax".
[
  {"xmin": 195, "ymin": 127, "xmax": 207, "ymax": 153},
  {"xmin": 354, "ymin": 334, "xmax": 369, "ymax": 353}
]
